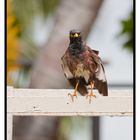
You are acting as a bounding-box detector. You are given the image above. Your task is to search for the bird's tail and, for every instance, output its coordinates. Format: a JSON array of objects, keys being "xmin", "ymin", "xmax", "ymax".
[
  {"xmin": 68, "ymin": 78, "xmax": 88, "ymax": 96},
  {"xmin": 77, "ymin": 83, "xmax": 88, "ymax": 96}
]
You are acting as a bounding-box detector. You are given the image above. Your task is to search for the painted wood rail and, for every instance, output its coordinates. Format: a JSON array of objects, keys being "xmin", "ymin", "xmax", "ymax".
[{"xmin": 7, "ymin": 86, "xmax": 133, "ymax": 140}]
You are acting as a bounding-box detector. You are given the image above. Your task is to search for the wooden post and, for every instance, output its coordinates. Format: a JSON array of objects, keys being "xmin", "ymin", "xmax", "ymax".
[{"xmin": 7, "ymin": 114, "xmax": 13, "ymax": 140}]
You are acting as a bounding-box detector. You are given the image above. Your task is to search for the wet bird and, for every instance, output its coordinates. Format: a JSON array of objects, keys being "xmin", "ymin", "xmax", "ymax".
[{"xmin": 61, "ymin": 29, "xmax": 108, "ymax": 103}]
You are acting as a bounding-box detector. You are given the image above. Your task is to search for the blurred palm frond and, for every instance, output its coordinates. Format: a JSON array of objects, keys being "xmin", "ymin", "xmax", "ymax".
[{"xmin": 120, "ymin": 11, "xmax": 133, "ymax": 52}]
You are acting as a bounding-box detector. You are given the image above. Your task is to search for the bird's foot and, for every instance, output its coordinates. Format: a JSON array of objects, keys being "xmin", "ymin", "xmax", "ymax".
[
  {"xmin": 68, "ymin": 92, "xmax": 77, "ymax": 102},
  {"xmin": 86, "ymin": 92, "xmax": 96, "ymax": 104}
]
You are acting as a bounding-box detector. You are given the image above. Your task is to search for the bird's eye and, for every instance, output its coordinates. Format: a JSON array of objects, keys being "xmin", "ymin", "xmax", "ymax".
[
  {"xmin": 70, "ymin": 34, "xmax": 74, "ymax": 37},
  {"xmin": 70, "ymin": 32, "xmax": 80, "ymax": 38},
  {"xmin": 70, "ymin": 33, "xmax": 75, "ymax": 37}
]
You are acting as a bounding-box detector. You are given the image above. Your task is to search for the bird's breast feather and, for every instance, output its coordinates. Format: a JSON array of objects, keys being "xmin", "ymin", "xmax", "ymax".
[{"xmin": 74, "ymin": 64, "xmax": 90, "ymax": 83}]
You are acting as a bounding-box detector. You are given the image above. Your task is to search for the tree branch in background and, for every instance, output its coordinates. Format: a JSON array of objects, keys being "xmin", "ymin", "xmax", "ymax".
[{"xmin": 30, "ymin": 0, "xmax": 104, "ymax": 88}]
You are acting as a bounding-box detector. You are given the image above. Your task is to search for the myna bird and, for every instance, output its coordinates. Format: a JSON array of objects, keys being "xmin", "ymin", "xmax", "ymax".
[{"xmin": 61, "ymin": 29, "xmax": 108, "ymax": 103}]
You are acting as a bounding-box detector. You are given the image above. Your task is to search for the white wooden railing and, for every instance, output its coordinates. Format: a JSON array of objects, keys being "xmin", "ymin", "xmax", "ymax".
[{"xmin": 7, "ymin": 86, "xmax": 133, "ymax": 140}]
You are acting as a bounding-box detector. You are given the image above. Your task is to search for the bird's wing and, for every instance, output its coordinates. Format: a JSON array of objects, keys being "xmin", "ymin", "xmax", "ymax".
[
  {"xmin": 92, "ymin": 49, "xmax": 99, "ymax": 55},
  {"xmin": 86, "ymin": 45, "xmax": 99, "ymax": 55},
  {"xmin": 61, "ymin": 54, "xmax": 74, "ymax": 79},
  {"xmin": 94, "ymin": 61, "xmax": 108, "ymax": 96},
  {"xmin": 87, "ymin": 47, "xmax": 108, "ymax": 96}
]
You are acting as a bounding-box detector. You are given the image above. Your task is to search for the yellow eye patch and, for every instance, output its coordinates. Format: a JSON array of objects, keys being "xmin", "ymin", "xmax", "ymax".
[{"xmin": 70, "ymin": 33, "xmax": 80, "ymax": 38}]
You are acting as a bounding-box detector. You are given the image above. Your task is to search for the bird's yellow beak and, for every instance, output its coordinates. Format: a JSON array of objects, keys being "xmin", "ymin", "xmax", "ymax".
[{"xmin": 74, "ymin": 33, "xmax": 79, "ymax": 38}]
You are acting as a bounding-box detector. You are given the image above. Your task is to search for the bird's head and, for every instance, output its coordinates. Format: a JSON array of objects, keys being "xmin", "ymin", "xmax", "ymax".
[{"xmin": 69, "ymin": 29, "xmax": 82, "ymax": 43}]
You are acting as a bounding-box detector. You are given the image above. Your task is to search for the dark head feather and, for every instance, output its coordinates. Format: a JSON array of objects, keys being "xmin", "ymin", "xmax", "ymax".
[{"xmin": 69, "ymin": 29, "xmax": 82, "ymax": 44}]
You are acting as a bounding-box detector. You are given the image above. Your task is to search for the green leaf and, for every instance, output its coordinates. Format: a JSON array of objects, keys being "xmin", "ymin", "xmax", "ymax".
[{"xmin": 119, "ymin": 11, "xmax": 133, "ymax": 52}]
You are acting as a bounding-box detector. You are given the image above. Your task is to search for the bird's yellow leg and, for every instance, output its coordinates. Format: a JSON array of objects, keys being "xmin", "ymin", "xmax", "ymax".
[
  {"xmin": 68, "ymin": 81, "xmax": 79, "ymax": 102},
  {"xmin": 86, "ymin": 81, "xmax": 96, "ymax": 103}
]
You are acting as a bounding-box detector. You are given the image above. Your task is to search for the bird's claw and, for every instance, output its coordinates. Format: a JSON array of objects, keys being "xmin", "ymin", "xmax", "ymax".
[
  {"xmin": 86, "ymin": 93, "xmax": 96, "ymax": 104},
  {"xmin": 68, "ymin": 93, "xmax": 77, "ymax": 102}
]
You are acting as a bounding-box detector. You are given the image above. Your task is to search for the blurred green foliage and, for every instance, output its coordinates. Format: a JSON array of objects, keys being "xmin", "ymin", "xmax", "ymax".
[
  {"xmin": 12, "ymin": 0, "xmax": 60, "ymax": 29},
  {"xmin": 120, "ymin": 11, "xmax": 133, "ymax": 52},
  {"xmin": 8, "ymin": 0, "xmax": 60, "ymax": 87}
]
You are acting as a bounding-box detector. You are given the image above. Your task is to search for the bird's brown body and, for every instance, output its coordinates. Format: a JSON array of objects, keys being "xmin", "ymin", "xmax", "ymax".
[{"xmin": 61, "ymin": 29, "xmax": 108, "ymax": 99}]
